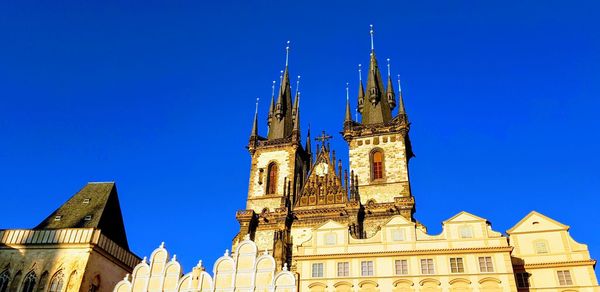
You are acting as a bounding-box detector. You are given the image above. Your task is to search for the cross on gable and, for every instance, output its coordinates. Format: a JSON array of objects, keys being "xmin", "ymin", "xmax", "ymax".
[{"xmin": 314, "ymin": 131, "xmax": 332, "ymax": 144}]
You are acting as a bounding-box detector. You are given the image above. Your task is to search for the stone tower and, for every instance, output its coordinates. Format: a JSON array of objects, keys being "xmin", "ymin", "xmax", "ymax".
[
  {"xmin": 342, "ymin": 26, "xmax": 415, "ymax": 236},
  {"xmin": 237, "ymin": 46, "xmax": 310, "ymax": 269}
]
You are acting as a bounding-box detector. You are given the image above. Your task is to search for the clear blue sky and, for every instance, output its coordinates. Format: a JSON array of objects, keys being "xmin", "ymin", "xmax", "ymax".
[{"xmin": 1, "ymin": 1, "xmax": 599, "ymax": 275}]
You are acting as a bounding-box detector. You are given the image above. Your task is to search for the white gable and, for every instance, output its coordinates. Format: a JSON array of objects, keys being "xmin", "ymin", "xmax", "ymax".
[
  {"xmin": 444, "ymin": 211, "xmax": 487, "ymax": 223},
  {"xmin": 316, "ymin": 220, "xmax": 347, "ymax": 231},
  {"xmin": 507, "ymin": 211, "xmax": 568, "ymax": 234}
]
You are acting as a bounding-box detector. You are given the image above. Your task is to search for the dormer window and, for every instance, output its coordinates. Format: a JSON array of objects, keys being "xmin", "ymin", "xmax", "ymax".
[
  {"xmin": 84, "ymin": 215, "xmax": 92, "ymax": 221},
  {"xmin": 54, "ymin": 216, "xmax": 62, "ymax": 221},
  {"xmin": 83, "ymin": 198, "xmax": 90, "ymax": 204}
]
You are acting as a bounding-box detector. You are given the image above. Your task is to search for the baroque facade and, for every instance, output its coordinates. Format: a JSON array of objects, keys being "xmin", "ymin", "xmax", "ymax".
[
  {"xmin": 114, "ymin": 28, "xmax": 599, "ymax": 292},
  {"xmin": 0, "ymin": 182, "xmax": 139, "ymax": 292}
]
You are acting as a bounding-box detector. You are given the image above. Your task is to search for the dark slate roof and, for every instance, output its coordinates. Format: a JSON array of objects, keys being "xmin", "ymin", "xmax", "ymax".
[{"xmin": 35, "ymin": 182, "xmax": 130, "ymax": 249}]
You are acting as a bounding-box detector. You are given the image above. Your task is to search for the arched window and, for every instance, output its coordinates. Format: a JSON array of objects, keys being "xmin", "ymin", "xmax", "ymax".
[
  {"xmin": 371, "ymin": 149, "xmax": 384, "ymax": 180},
  {"xmin": 48, "ymin": 270, "xmax": 64, "ymax": 292},
  {"xmin": 0, "ymin": 270, "xmax": 10, "ymax": 292},
  {"xmin": 21, "ymin": 271, "xmax": 36, "ymax": 292},
  {"xmin": 266, "ymin": 162, "xmax": 278, "ymax": 194}
]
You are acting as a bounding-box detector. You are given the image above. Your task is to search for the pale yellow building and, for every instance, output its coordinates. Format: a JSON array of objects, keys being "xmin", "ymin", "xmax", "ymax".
[
  {"xmin": 0, "ymin": 182, "xmax": 139, "ymax": 292},
  {"xmin": 113, "ymin": 28, "xmax": 598, "ymax": 292}
]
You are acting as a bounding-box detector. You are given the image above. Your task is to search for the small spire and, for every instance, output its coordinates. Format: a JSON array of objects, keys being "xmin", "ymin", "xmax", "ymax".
[
  {"xmin": 251, "ymin": 97, "xmax": 259, "ymax": 137},
  {"xmin": 345, "ymin": 82, "xmax": 352, "ymax": 122},
  {"xmin": 369, "ymin": 24, "xmax": 375, "ymax": 51},
  {"xmin": 285, "ymin": 40, "xmax": 290, "ymax": 67},
  {"xmin": 196, "ymin": 260, "xmax": 203, "ymax": 268},
  {"xmin": 295, "ymin": 75, "xmax": 301, "ymax": 99},
  {"xmin": 397, "ymin": 74, "xmax": 407, "ymax": 117},
  {"xmin": 387, "ymin": 58, "xmax": 391, "ymax": 77},
  {"xmin": 357, "ymin": 64, "xmax": 365, "ymax": 113},
  {"xmin": 358, "ymin": 64, "xmax": 363, "ymax": 81},
  {"xmin": 386, "ymin": 60, "xmax": 396, "ymax": 110},
  {"xmin": 171, "ymin": 254, "xmax": 177, "ymax": 262}
]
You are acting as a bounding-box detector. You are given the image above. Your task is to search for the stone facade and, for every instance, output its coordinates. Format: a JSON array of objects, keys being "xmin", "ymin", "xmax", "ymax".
[{"xmin": 348, "ymin": 133, "xmax": 410, "ymax": 205}]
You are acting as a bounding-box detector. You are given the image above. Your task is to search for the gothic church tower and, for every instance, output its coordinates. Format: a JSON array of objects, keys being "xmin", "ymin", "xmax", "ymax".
[
  {"xmin": 237, "ymin": 44, "xmax": 310, "ymax": 269},
  {"xmin": 342, "ymin": 26, "xmax": 415, "ymax": 236}
]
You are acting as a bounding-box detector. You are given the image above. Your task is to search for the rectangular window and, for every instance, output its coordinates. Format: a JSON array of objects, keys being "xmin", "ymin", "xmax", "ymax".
[
  {"xmin": 54, "ymin": 215, "xmax": 62, "ymax": 221},
  {"xmin": 557, "ymin": 270, "xmax": 573, "ymax": 286},
  {"xmin": 84, "ymin": 215, "xmax": 92, "ymax": 221},
  {"xmin": 450, "ymin": 257, "xmax": 464, "ymax": 273},
  {"xmin": 478, "ymin": 256, "xmax": 494, "ymax": 272},
  {"xmin": 361, "ymin": 261, "xmax": 374, "ymax": 276},
  {"xmin": 337, "ymin": 262, "xmax": 349, "ymax": 277},
  {"xmin": 516, "ymin": 272, "xmax": 530, "ymax": 288},
  {"xmin": 83, "ymin": 198, "xmax": 90, "ymax": 204},
  {"xmin": 311, "ymin": 263, "xmax": 323, "ymax": 278},
  {"xmin": 395, "ymin": 259, "xmax": 408, "ymax": 275},
  {"xmin": 459, "ymin": 226, "xmax": 473, "ymax": 238},
  {"xmin": 535, "ymin": 241, "xmax": 548, "ymax": 254},
  {"xmin": 420, "ymin": 259, "xmax": 435, "ymax": 274},
  {"xmin": 391, "ymin": 229, "xmax": 405, "ymax": 241}
]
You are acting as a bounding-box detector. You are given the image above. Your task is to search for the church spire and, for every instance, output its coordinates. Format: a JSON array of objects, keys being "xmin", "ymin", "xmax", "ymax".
[
  {"xmin": 361, "ymin": 25, "xmax": 392, "ymax": 125},
  {"xmin": 386, "ymin": 58, "xmax": 396, "ymax": 110},
  {"xmin": 306, "ymin": 126, "xmax": 313, "ymax": 165},
  {"xmin": 268, "ymin": 41, "xmax": 295, "ymax": 140},
  {"xmin": 345, "ymin": 83, "xmax": 353, "ymax": 123}
]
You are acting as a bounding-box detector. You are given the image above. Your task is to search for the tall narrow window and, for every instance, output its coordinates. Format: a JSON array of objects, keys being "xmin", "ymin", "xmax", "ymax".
[
  {"xmin": 371, "ymin": 150, "xmax": 384, "ymax": 180},
  {"xmin": 266, "ymin": 163, "xmax": 278, "ymax": 194},
  {"xmin": 49, "ymin": 270, "xmax": 64, "ymax": 292},
  {"xmin": 21, "ymin": 271, "xmax": 36, "ymax": 292},
  {"xmin": 516, "ymin": 272, "xmax": 530, "ymax": 288},
  {"xmin": 557, "ymin": 270, "xmax": 573, "ymax": 286},
  {"xmin": 0, "ymin": 270, "xmax": 9, "ymax": 292},
  {"xmin": 311, "ymin": 263, "xmax": 324, "ymax": 278}
]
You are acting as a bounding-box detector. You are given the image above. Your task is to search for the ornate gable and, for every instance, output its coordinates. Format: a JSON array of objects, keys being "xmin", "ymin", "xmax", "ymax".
[{"xmin": 295, "ymin": 145, "xmax": 348, "ymax": 208}]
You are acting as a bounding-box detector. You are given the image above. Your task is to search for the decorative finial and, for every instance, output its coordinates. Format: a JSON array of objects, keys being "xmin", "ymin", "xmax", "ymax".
[
  {"xmin": 355, "ymin": 108, "xmax": 358, "ymax": 121},
  {"xmin": 283, "ymin": 263, "xmax": 288, "ymax": 271},
  {"xmin": 295, "ymin": 75, "xmax": 301, "ymax": 97},
  {"xmin": 160, "ymin": 242, "xmax": 165, "ymax": 248},
  {"xmin": 346, "ymin": 82, "xmax": 349, "ymax": 102},
  {"xmin": 387, "ymin": 58, "xmax": 391, "ymax": 77},
  {"xmin": 243, "ymin": 233, "xmax": 250, "ymax": 241},
  {"xmin": 255, "ymin": 98, "xmax": 259, "ymax": 115},
  {"xmin": 285, "ymin": 40, "xmax": 290, "ymax": 67},
  {"xmin": 142, "ymin": 256, "xmax": 147, "ymax": 264},
  {"xmin": 196, "ymin": 260, "xmax": 203, "ymax": 268},
  {"xmin": 224, "ymin": 249, "xmax": 229, "ymax": 256},
  {"xmin": 370, "ymin": 24, "xmax": 374, "ymax": 51},
  {"xmin": 171, "ymin": 254, "xmax": 177, "ymax": 261},
  {"xmin": 397, "ymin": 74, "xmax": 402, "ymax": 92},
  {"xmin": 263, "ymin": 249, "xmax": 269, "ymax": 255},
  {"xmin": 279, "ymin": 70, "xmax": 284, "ymax": 85},
  {"xmin": 124, "ymin": 274, "xmax": 129, "ymax": 281},
  {"xmin": 271, "ymin": 80, "xmax": 276, "ymax": 97},
  {"xmin": 358, "ymin": 64, "xmax": 362, "ymax": 81}
]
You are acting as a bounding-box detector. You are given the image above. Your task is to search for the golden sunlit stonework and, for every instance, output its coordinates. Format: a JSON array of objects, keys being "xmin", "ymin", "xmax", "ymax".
[{"xmin": 114, "ymin": 31, "xmax": 599, "ymax": 292}]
